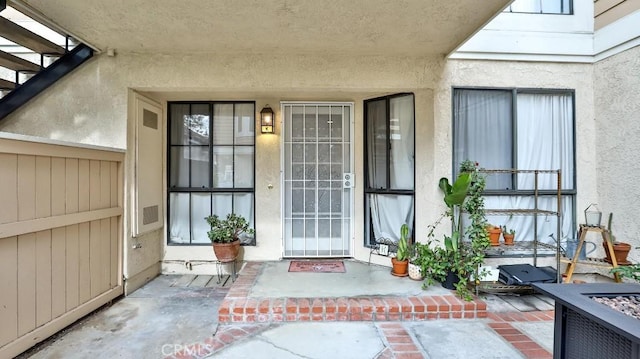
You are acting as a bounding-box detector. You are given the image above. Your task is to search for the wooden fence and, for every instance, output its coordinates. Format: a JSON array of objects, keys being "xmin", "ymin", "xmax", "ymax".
[{"xmin": 0, "ymin": 135, "xmax": 124, "ymax": 358}]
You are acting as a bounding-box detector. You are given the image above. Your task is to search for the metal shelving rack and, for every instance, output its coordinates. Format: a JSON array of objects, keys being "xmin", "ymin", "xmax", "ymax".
[{"xmin": 478, "ymin": 169, "xmax": 563, "ymax": 284}]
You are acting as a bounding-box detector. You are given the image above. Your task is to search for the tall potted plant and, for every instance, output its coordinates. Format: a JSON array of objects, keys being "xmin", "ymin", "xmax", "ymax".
[
  {"xmin": 205, "ymin": 213, "xmax": 255, "ymax": 262},
  {"xmin": 391, "ymin": 223, "xmax": 410, "ymax": 276},
  {"xmin": 421, "ymin": 160, "xmax": 489, "ymax": 301}
]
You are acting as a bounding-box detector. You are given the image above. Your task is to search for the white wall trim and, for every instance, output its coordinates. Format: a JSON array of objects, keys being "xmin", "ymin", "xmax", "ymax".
[
  {"xmin": 449, "ymin": 51, "xmax": 594, "ymax": 63},
  {"xmin": 450, "ymin": 4, "xmax": 640, "ymax": 64}
]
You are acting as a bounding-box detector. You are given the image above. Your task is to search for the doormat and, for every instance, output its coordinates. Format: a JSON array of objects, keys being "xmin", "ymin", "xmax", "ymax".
[{"xmin": 288, "ymin": 260, "xmax": 346, "ymax": 273}]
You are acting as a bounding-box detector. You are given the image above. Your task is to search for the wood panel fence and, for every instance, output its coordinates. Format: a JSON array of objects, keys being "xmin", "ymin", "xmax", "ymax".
[{"xmin": 0, "ymin": 135, "xmax": 124, "ymax": 358}]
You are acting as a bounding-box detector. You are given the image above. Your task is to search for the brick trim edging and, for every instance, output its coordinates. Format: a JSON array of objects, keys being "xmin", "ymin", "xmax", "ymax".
[{"xmin": 218, "ymin": 262, "xmax": 488, "ymax": 323}]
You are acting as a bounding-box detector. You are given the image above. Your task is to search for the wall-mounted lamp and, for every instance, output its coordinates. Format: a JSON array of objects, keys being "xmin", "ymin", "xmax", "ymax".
[{"xmin": 260, "ymin": 105, "xmax": 275, "ymax": 134}]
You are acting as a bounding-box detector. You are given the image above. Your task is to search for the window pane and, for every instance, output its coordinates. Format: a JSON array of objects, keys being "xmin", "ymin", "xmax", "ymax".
[
  {"xmin": 234, "ymin": 147, "xmax": 254, "ymax": 188},
  {"xmin": 516, "ymin": 93, "xmax": 574, "ymax": 190},
  {"xmin": 541, "ymin": 0, "xmax": 571, "ymax": 14},
  {"xmin": 191, "ymin": 147, "xmax": 209, "ymax": 188},
  {"xmin": 510, "ymin": 0, "xmax": 541, "ymax": 13},
  {"xmin": 169, "ymin": 193, "xmax": 190, "ymax": 244},
  {"xmin": 454, "ymin": 89, "xmax": 513, "ymax": 189},
  {"xmin": 213, "ymin": 146, "xmax": 233, "ymax": 188},
  {"xmin": 191, "ymin": 193, "xmax": 211, "ymax": 244},
  {"xmin": 212, "ymin": 194, "xmax": 232, "ymax": 218},
  {"xmin": 234, "ymin": 193, "xmax": 255, "ymax": 244},
  {"xmin": 390, "ymin": 94, "xmax": 414, "ymax": 190},
  {"xmin": 366, "ymin": 194, "xmax": 414, "ymax": 246},
  {"xmin": 188, "ymin": 104, "xmax": 210, "ymax": 145},
  {"xmin": 168, "ymin": 101, "xmax": 254, "ymax": 246},
  {"xmin": 169, "ymin": 147, "xmax": 189, "ymax": 187},
  {"xmin": 170, "ymin": 104, "xmax": 190, "ymax": 145},
  {"xmin": 366, "ymin": 99, "xmax": 387, "ymax": 189},
  {"xmin": 235, "ymin": 103, "xmax": 255, "ymax": 145},
  {"xmin": 213, "ymin": 104, "xmax": 233, "ymax": 145}
]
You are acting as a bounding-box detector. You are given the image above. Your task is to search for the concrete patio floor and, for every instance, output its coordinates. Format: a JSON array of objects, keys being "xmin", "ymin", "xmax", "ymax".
[{"xmin": 14, "ymin": 260, "xmax": 577, "ymax": 359}]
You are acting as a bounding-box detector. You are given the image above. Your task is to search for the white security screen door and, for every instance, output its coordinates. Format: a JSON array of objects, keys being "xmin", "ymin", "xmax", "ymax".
[{"xmin": 282, "ymin": 103, "xmax": 354, "ymax": 257}]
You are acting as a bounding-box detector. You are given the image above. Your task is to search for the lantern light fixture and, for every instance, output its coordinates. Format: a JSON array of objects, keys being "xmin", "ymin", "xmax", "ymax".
[{"xmin": 260, "ymin": 105, "xmax": 274, "ymax": 134}]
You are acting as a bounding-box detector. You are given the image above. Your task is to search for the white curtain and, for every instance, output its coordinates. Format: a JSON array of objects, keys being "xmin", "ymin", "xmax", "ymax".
[
  {"xmin": 512, "ymin": 93, "xmax": 574, "ymax": 243},
  {"xmin": 455, "ymin": 90, "xmax": 574, "ymax": 243},
  {"xmin": 367, "ymin": 95, "xmax": 415, "ymax": 244},
  {"xmin": 454, "ymin": 89, "xmax": 512, "ymax": 189}
]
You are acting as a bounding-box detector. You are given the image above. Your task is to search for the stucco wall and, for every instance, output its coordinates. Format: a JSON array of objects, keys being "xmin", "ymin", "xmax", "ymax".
[
  {"xmin": 436, "ymin": 59, "xmax": 597, "ymax": 219},
  {"xmin": 594, "ymin": 45, "xmax": 640, "ymax": 265},
  {"xmin": 0, "ymin": 52, "xmax": 444, "ymax": 272},
  {"xmin": 0, "ymin": 51, "xmax": 602, "ymax": 273}
]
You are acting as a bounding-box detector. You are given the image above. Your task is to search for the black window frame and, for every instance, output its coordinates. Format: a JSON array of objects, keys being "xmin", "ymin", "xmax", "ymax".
[
  {"xmin": 363, "ymin": 93, "xmax": 416, "ymax": 247},
  {"xmin": 452, "ymin": 86, "xmax": 577, "ymax": 228},
  {"xmin": 167, "ymin": 101, "xmax": 256, "ymax": 246}
]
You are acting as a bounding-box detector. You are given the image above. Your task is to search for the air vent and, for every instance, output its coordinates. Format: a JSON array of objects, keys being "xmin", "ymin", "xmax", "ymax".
[
  {"xmin": 143, "ymin": 109, "xmax": 158, "ymax": 129},
  {"xmin": 142, "ymin": 205, "xmax": 159, "ymax": 225}
]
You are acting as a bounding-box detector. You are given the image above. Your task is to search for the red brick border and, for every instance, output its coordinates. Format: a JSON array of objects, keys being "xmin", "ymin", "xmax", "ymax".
[
  {"xmin": 488, "ymin": 322, "xmax": 553, "ymax": 359},
  {"xmin": 377, "ymin": 323, "xmax": 424, "ymax": 358},
  {"xmin": 219, "ymin": 262, "xmax": 488, "ymax": 323}
]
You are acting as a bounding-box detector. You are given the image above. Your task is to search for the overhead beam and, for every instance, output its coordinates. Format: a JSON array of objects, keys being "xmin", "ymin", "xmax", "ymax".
[
  {"xmin": 0, "ymin": 16, "xmax": 65, "ymax": 55},
  {"xmin": 0, "ymin": 50, "xmax": 40, "ymax": 72}
]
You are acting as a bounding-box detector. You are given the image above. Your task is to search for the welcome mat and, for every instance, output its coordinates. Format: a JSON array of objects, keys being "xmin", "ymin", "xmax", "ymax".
[{"xmin": 288, "ymin": 260, "xmax": 346, "ymax": 273}]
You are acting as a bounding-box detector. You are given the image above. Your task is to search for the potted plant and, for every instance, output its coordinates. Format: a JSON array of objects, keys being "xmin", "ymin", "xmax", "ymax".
[
  {"xmin": 604, "ymin": 213, "xmax": 632, "ymax": 265},
  {"xmin": 205, "ymin": 213, "xmax": 255, "ymax": 262},
  {"xmin": 501, "ymin": 226, "xmax": 515, "ymax": 246},
  {"xmin": 407, "ymin": 243, "xmax": 424, "ymax": 280},
  {"xmin": 422, "ymin": 160, "xmax": 489, "ymax": 301},
  {"xmin": 487, "ymin": 224, "xmax": 502, "ymax": 246},
  {"xmin": 391, "ymin": 223, "xmax": 410, "ymax": 276}
]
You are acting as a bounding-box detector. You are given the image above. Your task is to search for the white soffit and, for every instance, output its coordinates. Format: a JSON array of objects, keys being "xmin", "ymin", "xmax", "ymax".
[{"xmin": 18, "ymin": 0, "xmax": 510, "ymax": 56}]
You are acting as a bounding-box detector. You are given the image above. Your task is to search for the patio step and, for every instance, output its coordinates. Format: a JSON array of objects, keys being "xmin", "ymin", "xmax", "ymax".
[{"xmin": 217, "ymin": 262, "xmax": 488, "ymax": 324}]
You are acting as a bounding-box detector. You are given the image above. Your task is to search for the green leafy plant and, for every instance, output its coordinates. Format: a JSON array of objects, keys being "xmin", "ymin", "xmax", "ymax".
[
  {"xmin": 501, "ymin": 225, "xmax": 515, "ymax": 235},
  {"xmin": 610, "ymin": 264, "xmax": 640, "ymax": 282},
  {"xmin": 205, "ymin": 213, "xmax": 255, "ymax": 243},
  {"xmin": 418, "ymin": 160, "xmax": 489, "ymax": 301}
]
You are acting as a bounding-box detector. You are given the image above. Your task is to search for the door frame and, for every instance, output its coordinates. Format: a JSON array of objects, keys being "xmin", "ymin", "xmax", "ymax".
[{"xmin": 280, "ymin": 101, "xmax": 355, "ymax": 258}]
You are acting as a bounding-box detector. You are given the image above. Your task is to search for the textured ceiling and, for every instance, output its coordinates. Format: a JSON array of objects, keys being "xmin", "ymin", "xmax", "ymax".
[{"xmin": 20, "ymin": 0, "xmax": 510, "ymax": 56}]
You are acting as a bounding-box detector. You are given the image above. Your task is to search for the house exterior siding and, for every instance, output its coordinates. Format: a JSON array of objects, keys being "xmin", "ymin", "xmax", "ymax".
[
  {"xmin": 0, "ymin": 2, "xmax": 638, "ymax": 278},
  {"xmin": 595, "ymin": 0, "xmax": 640, "ymax": 29},
  {"xmin": 0, "ymin": 50, "xmax": 603, "ymax": 272}
]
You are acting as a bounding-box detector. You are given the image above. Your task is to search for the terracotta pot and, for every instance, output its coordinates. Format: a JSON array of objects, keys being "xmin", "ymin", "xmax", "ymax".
[
  {"xmin": 603, "ymin": 241, "xmax": 632, "ymax": 265},
  {"xmin": 488, "ymin": 227, "xmax": 502, "ymax": 246},
  {"xmin": 503, "ymin": 233, "xmax": 515, "ymax": 246},
  {"xmin": 408, "ymin": 263, "xmax": 424, "ymax": 280},
  {"xmin": 212, "ymin": 239, "xmax": 240, "ymax": 262},
  {"xmin": 391, "ymin": 257, "xmax": 409, "ymax": 276}
]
